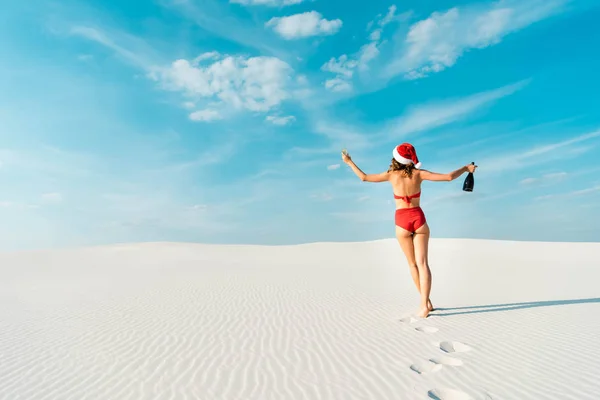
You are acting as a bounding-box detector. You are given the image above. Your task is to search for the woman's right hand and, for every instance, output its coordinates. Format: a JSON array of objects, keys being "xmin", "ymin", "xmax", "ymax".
[
  {"xmin": 341, "ymin": 150, "xmax": 351, "ymax": 164},
  {"xmin": 466, "ymin": 163, "xmax": 478, "ymax": 173}
]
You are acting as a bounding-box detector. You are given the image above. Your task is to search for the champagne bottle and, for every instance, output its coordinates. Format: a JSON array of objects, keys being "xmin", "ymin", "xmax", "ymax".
[{"xmin": 463, "ymin": 162, "xmax": 475, "ymax": 192}]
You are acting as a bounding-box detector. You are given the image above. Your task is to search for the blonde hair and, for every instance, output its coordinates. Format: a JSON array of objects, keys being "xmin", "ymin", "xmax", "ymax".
[{"xmin": 388, "ymin": 158, "xmax": 415, "ymax": 177}]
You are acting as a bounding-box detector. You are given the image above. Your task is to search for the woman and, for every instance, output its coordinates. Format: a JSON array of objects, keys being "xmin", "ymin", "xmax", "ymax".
[{"xmin": 342, "ymin": 143, "xmax": 477, "ymax": 318}]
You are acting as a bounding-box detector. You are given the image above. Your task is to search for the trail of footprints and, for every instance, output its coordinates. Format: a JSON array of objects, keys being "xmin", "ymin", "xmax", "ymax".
[{"xmin": 400, "ymin": 315, "xmax": 475, "ymax": 400}]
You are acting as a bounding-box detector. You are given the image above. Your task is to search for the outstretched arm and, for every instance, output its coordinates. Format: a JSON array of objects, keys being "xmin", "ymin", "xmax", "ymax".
[
  {"xmin": 420, "ymin": 164, "xmax": 476, "ymax": 182},
  {"xmin": 342, "ymin": 152, "xmax": 390, "ymax": 182}
]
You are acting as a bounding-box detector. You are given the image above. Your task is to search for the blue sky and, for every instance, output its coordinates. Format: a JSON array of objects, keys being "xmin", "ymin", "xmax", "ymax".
[{"xmin": 1, "ymin": 0, "xmax": 599, "ymax": 250}]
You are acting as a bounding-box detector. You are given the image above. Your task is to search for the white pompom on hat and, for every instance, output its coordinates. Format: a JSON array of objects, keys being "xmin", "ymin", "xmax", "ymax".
[{"xmin": 393, "ymin": 143, "xmax": 421, "ymax": 169}]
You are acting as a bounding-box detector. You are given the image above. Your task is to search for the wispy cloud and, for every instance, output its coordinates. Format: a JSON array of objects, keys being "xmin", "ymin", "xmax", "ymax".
[
  {"xmin": 321, "ymin": 5, "xmax": 406, "ymax": 92},
  {"xmin": 159, "ymin": 0, "xmax": 291, "ymax": 60},
  {"xmin": 69, "ymin": 22, "xmax": 300, "ymax": 121},
  {"xmin": 266, "ymin": 115, "xmax": 296, "ymax": 126},
  {"xmin": 327, "ymin": 164, "xmax": 340, "ymax": 171},
  {"xmin": 41, "ymin": 192, "xmax": 63, "ymax": 204},
  {"xmin": 535, "ymin": 185, "xmax": 600, "ymax": 201},
  {"xmin": 69, "ymin": 26, "xmax": 159, "ymax": 70},
  {"xmin": 384, "ymin": 0, "xmax": 568, "ymax": 79},
  {"xmin": 484, "ymin": 130, "xmax": 600, "ymax": 173},
  {"xmin": 189, "ymin": 109, "xmax": 223, "ymax": 122},
  {"xmin": 153, "ymin": 139, "xmax": 240, "ymax": 173},
  {"xmin": 266, "ymin": 11, "xmax": 343, "ymax": 40},
  {"xmin": 0, "ymin": 201, "xmax": 39, "ymax": 210},
  {"xmin": 77, "ymin": 54, "xmax": 94, "ymax": 62},
  {"xmin": 310, "ymin": 192, "xmax": 333, "ymax": 201},
  {"xmin": 520, "ymin": 172, "xmax": 568, "ymax": 185},
  {"xmin": 289, "ymin": 80, "xmax": 528, "ymax": 158},
  {"xmin": 384, "ymin": 80, "xmax": 529, "ymax": 136}
]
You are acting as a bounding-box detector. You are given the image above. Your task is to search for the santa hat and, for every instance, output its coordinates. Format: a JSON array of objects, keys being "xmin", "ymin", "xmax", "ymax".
[{"xmin": 393, "ymin": 143, "xmax": 421, "ymax": 169}]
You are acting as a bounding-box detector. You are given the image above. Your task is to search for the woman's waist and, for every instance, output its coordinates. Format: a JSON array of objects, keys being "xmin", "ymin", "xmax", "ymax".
[
  {"xmin": 394, "ymin": 198, "xmax": 422, "ymax": 209},
  {"xmin": 395, "ymin": 205, "xmax": 424, "ymax": 212}
]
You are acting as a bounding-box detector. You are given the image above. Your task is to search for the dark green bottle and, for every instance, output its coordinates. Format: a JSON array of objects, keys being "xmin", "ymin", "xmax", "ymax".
[{"xmin": 463, "ymin": 162, "xmax": 475, "ymax": 192}]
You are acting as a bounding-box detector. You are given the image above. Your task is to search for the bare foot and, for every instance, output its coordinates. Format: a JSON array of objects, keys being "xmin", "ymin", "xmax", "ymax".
[
  {"xmin": 417, "ymin": 306, "xmax": 430, "ymax": 318},
  {"xmin": 427, "ymin": 300, "xmax": 434, "ymax": 312}
]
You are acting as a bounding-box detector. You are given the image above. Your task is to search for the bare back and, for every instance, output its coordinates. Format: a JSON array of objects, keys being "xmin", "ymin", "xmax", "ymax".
[{"xmin": 389, "ymin": 170, "xmax": 423, "ymax": 209}]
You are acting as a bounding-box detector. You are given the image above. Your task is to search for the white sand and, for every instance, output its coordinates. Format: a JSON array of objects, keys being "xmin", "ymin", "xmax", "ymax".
[{"xmin": 1, "ymin": 239, "xmax": 599, "ymax": 400}]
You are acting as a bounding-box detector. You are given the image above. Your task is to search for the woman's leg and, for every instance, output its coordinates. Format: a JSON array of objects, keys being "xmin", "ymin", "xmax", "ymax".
[
  {"xmin": 413, "ymin": 222, "xmax": 432, "ymax": 318},
  {"xmin": 395, "ymin": 227, "xmax": 420, "ymax": 291},
  {"xmin": 395, "ymin": 226, "xmax": 434, "ymax": 311}
]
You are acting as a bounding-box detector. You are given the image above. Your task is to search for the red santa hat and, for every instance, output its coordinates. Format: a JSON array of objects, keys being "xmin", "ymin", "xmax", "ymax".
[{"xmin": 393, "ymin": 143, "xmax": 421, "ymax": 169}]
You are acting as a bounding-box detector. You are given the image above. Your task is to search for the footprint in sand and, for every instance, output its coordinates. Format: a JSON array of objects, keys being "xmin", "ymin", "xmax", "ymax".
[
  {"xmin": 438, "ymin": 341, "xmax": 472, "ymax": 354},
  {"xmin": 430, "ymin": 355, "xmax": 463, "ymax": 366},
  {"xmin": 410, "ymin": 360, "xmax": 443, "ymax": 375},
  {"xmin": 411, "ymin": 355, "xmax": 463, "ymax": 375},
  {"xmin": 427, "ymin": 388, "xmax": 473, "ymax": 400},
  {"xmin": 415, "ymin": 326, "xmax": 439, "ymax": 333},
  {"xmin": 399, "ymin": 316, "xmax": 418, "ymax": 324}
]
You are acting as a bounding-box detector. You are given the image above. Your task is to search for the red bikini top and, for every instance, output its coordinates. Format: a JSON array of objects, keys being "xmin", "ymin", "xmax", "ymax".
[{"xmin": 394, "ymin": 191, "xmax": 421, "ymax": 203}]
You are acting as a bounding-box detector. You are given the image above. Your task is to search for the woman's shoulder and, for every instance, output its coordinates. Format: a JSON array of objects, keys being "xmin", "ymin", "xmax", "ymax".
[{"xmin": 411, "ymin": 169, "xmax": 424, "ymax": 183}]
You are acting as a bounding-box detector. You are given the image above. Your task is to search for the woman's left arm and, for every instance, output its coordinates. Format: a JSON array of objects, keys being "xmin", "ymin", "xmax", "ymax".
[{"xmin": 343, "ymin": 153, "xmax": 390, "ymax": 182}]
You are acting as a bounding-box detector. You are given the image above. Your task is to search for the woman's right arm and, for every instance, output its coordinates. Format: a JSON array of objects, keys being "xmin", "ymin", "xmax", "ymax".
[{"xmin": 420, "ymin": 165, "xmax": 474, "ymax": 182}]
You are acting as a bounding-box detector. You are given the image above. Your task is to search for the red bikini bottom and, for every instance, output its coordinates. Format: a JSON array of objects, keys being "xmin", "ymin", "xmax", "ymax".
[{"xmin": 395, "ymin": 207, "xmax": 426, "ymax": 233}]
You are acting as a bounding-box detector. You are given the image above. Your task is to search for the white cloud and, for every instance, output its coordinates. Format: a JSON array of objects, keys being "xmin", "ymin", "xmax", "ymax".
[
  {"xmin": 385, "ymin": 0, "xmax": 568, "ymax": 79},
  {"xmin": 41, "ymin": 192, "xmax": 63, "ymax": 203},
  {"xmin": 321, "ymin": 5, "xmax": 400, "ymax": 91},
  {"xmin": 70, "ymin": 25, "xmax": 294, "ymax": 118},
  {"xmin": 310, "ymin": 193, "xmax": 333, "ymax": 201},
  {"xmin": 387, "ymin": 80, "xmax": 528, "ymax": 136},
  {"xmin": 321, "ymin": 55, "xmax": 358, "ymax": 78},
  {"xmin": 357, "ymin": 42, "xmax": 380, "ymax": 70},
  {"xmin": 543, "ymin": 172, "xmax": 568, "ymax": 180},
  {"xmin": 266, "ymin": 115, "xmax": 296, "ymax": 126},
  {"xmin": 327, "ymin": 164, "xmax": 340, "ymax": 170},
  {"xmin": 231, "ymin": 0, "xmax": 304, "ymax": 6},
  {"xmin": 0, "ymin": 201, "xmax": 39, "ymax": 210},
  {"xmin": 321, "ymin": 55, "xmax": 359, "ymax": 91},
  {"xmin": 192, "ymin": 51, "xmax": 220, "ymax": 63},
  {"xmin": 154, "ymin": 54, "xmax": 293, "ymax": 114},
  {"xmin": 324, "ymin": 77, "xmax": 352, "ymax": 92},
  {"xmin": 519, "ymin": 177, "xmax": 538, "ymax": 185},
  {"xmin": 365, "ymin": 5, "xmax": 399, "ymax": 49},
  {"xmin": 189, "ymin": 109, "xmax": 223, "ymax": 122},
  {"xmin": 266, "ymin": 11, "xmax": 342, "ymax": 39},
  {"xmin": 520, "ymin": 172, "xmax": 567, "ymax": 185}
]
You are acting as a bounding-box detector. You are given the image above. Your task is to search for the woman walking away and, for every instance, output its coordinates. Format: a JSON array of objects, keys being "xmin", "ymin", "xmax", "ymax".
[{"xmin": 342, "ymin": 143, "xmax": 477, "ymax": 318}]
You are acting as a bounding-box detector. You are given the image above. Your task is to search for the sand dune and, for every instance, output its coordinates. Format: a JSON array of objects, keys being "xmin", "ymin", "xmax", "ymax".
[{"xmin": 1, "ymin": 239, "xmax": 599, "ymax": 399}]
